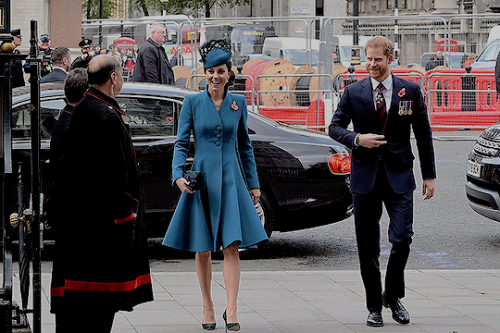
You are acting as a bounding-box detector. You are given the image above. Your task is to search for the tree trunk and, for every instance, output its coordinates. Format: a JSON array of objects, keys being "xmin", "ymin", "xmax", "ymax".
[
  {"xmin": 205, "ymin": 3, "xmax": 210, "ymax": 18},
  {"xmin": 86, "ymin": 0, "xmax": 91, "ymax": 19},
  {"xmin": 139, "ymin": 0, "xmax": 150, "ymax": 16}
]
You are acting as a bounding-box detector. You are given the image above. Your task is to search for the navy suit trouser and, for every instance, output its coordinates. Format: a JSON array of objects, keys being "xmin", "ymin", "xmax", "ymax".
[{"xmin": 353, "ymin": 162, "xmax": 414, "ymax": 312}]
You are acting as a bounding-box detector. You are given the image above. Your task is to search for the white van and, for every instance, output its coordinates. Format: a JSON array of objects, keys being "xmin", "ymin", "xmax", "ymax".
[
  {"xmin": 262, "ymin": 37, "xmax": 321, "ymax": 67},
  {"xmin": 335, "ymin": 35, "xmax": 371, "ymax": 67},
  {"xmin": 486, "ymin": 25, "xmax": 500, "ymax": 47}
]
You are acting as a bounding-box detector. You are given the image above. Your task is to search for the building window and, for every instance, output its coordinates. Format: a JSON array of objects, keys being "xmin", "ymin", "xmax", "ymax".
[{"xmin": 387, "ymin": 0, "xmax": 407, "ymax": 9}]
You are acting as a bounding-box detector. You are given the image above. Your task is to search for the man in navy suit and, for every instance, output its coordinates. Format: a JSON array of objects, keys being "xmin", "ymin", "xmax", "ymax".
[
  {"xmin": 329, "ymin": 36, "xmax": 436, "ymax": 327},
  {"xmin": 41, "ymin": 47, "xmax": 72, "ymax": 83}
]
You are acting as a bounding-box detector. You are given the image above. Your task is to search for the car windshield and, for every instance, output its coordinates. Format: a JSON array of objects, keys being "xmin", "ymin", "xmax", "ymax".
[
  {"xmin": 231, "ymin": 26, "xmax": 269, "ymax": 55},
  {"xmin": 477, "ymin": 42, "xmax": 500, "ymax": 62},
  {"xmin": 284, "ymin": 49, "xmax": 319, "ymax": 66}
]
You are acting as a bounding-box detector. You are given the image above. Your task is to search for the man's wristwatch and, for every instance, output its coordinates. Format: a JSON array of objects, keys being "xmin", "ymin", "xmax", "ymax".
[{"xmin": 354, "ymin": 134, "xmax": 360, "ymax": 147}]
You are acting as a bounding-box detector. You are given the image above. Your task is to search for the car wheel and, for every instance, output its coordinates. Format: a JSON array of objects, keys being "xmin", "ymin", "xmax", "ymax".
[{"xmin": 255, "ymin": 191, "xmax": 274, "ymax": 238}]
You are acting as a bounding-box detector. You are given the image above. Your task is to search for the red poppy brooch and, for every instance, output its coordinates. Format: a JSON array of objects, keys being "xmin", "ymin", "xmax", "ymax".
[
  {"xmin": 231, "ymin": 100, "xmax": 239, "ymax": 111},
  {"xmin": 398, "ymin": 88, "xmax": 406, "ymax": 98}
]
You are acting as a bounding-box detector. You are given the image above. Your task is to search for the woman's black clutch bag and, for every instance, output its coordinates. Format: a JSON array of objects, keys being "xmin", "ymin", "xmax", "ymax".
[{"xmin": 183, "ymin": 170, "xmax": 203, "ymax": 191}]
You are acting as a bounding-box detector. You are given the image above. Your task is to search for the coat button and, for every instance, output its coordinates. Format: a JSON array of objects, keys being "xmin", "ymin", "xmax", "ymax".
[
  {"xmin": 216, "ymin": 141, "xmax": 221, "ymax": 146},
  {"xmin": 216, "ymin": 126, "xmax": 222, "ymax": 131},
  {"xmin": 216, "ymin": 133, "xmax": 221, "ymax": 138}
]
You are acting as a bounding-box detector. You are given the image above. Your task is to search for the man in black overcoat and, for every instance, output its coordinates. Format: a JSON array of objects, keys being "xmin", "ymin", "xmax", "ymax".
[
  {"xmin": 45, "ymin": 67, "xmax": 88, "ymax": 322},
  {"xmin": 50, "ymin": 55, "xmax": 153, "ymax": 332},
  {"xmin": 329, "ymin": 36, "xmax": 436, "ymax": 328},
  {"xmin": 132, "ymin": 23, "xmax": 174, "ymax": 84}
]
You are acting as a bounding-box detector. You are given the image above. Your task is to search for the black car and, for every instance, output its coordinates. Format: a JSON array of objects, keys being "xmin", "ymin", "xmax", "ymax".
[
  {"xmin": 11, "ymin": 82, "xmax": 352, "ymax": 241},
  {"xmin": 466, "ymin": 124, "xmax": 500, "ymax": 221}
]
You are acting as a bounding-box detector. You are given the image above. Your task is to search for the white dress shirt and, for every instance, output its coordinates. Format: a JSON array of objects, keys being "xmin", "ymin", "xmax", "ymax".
[{"xmin": 370, "ymin": 75, "xmax": 393, "ymax": 113}]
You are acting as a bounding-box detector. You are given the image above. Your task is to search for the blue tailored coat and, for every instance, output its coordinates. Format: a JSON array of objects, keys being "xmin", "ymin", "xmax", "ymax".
[
  {"xmin": 162, "ymin": 89, "xmax": 268, "ymax": 252},
  {"xmin": 329, "ymin": 75, "xmax": 436, "ymax": 195}
]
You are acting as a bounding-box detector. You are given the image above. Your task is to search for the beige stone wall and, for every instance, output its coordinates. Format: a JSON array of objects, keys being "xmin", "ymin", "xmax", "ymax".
[
  {"xmin": 11, "ymin": 0, "xmax": 50, "ymax": 52},
  {"xmin": 50, "ymin": 0, "xmax": 82, "ymax": 48},
  {"xmin": 12, "ymin": 0, "xmax": 81, "ymax": 50}
]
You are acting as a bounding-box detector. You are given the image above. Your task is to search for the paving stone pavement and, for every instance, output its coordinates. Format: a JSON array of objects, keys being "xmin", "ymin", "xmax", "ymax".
[{"xmin": 8, "ymin": 269, "xmax": 500, "ymax": 332}]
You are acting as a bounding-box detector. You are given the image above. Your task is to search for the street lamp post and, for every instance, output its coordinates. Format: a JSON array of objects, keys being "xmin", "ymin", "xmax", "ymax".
[
  {"xmin": 394, "ymin": 0, "xmax": 399, "ymax": 61},
  {"xmin": 160, "ymin": 0, "xmax": 168, "ymax": 16},
  {"xmin": 351, "ymin": 0, "xmax": 360, "ymax": 66}
]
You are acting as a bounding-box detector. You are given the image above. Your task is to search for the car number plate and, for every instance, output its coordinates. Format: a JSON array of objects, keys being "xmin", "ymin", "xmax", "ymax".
[{"xmin": 467, "ymin": 160, "xmax": 482, "ymax": 177}]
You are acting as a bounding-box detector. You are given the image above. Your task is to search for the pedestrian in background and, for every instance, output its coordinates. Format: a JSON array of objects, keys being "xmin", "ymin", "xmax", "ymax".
[
  {"xmin": 10, "ymin": 29, "xmax": 25, "ymax": 88},
  {"xmin": 23, "ymin": 33, "xmax": 53, "ymax": 78},
  {"xmin": 50, "ymin": 55, "xmax": 153, "ymax": 333},
  {"xmin": 41, "ymin": 47, "xmax": 72, "ymax": 83},
  {"xmin": 463, "ymin": 52, "xmax": 475, "ymax": 68},
  {"xmin": 71, "ymin": 38, "xmax": 95, "ymax": 69},
  {"xmin": 329, "ymin": 36, "xmax": 436, "ymax": 328},
  {"xmin": 162, "ymin": 39, "xmax": 267, "ymax": 331},
  {"xmin": 132, "ymin": 23, "xmax": 174, "ymax": 84},
  {"xmin": 44, "ymin": 67, "xmax": 88, "ymax": 229}
]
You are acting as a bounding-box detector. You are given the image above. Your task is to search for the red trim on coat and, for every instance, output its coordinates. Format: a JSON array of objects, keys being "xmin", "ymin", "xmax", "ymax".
[
  {"xmin": 114, "ymin": 198, "xmax": 139, "ymax": 224},
  {"xmin": 86, "ymin": 92, "xmax": 125, "ymax": 115},
  {"xmin": 64, "ymin": 274, "xmax": 151, "ymax": 293},
  {"xmin": 51, "ymin": 287, "xmax": 65, "ymax": 297},
  {"xmin": 114, "ymin": 212, "xmax": 135, "ymax": 224}
]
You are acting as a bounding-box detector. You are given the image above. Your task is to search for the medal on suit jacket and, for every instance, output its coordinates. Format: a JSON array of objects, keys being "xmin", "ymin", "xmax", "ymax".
[{"xmin": 398, "ymin": 101, "xmax": 413, "ymax": 116}]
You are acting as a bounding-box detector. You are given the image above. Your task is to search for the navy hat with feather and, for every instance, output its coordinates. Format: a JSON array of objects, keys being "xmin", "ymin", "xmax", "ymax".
[{"xmin": 199, "ymin": 39, "xmax": 231, "ymax": 69}]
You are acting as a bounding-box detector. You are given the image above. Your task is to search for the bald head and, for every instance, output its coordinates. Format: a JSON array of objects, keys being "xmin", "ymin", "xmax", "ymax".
[{"xmin": 88, "ymin": 55, "xmax": 121, "ymax": 85}]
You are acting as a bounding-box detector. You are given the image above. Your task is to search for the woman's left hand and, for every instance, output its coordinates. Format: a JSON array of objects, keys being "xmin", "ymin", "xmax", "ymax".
[{"xmin": 249, "ymin": 188, "xmax": 260, "ymax": 205}]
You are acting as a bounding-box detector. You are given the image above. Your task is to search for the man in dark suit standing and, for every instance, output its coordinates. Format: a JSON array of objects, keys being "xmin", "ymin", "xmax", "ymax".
[
  {"xmin": 329, "ymin": 36, "xmax": 436, "ymax": 327},
  {"xmin": 41, "ymin": 47, "xmax": 72, "ymax": 83}
]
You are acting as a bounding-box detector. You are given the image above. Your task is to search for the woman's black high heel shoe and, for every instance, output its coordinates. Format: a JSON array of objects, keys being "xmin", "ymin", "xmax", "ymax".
[
  {"xmin": 202, "ymin": 310, "xmax": 216, "ymax": 330},
  {"xmin": 201, "ymin": 322, "xmax": 216, "ymax": 330},
  {"xmin": 222, "ymin": 309, "xmax": 241, "ymax": 332}
]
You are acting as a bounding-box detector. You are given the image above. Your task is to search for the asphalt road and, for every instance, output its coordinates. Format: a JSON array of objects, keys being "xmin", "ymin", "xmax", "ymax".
[
  {"xmin": 145, "ymin": 130, "xmax": 500, "ymax": 273},
  {"xmin": 33, "ymin": 130, "xmax": 500, "ymax": 273}
]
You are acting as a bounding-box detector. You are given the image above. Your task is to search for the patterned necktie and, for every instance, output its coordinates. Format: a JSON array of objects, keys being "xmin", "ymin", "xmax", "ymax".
[{"xmin": 376, "ymin": 83, "xmax": 387, "ymax": 130}]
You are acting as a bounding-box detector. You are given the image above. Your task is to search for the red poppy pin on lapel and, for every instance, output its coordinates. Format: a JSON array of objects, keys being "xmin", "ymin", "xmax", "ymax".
[
  {"xmin": 398, "ymin": 88, "xmax": 406, "ymax": 98},
  {"xmin": 231, "ymin": 100, "xmax": 239, "ymax": 111}
]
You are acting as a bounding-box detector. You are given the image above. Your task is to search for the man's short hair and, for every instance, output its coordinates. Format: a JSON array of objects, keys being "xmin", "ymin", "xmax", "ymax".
[
  {"xmin": 149, "ymin": 24, "xmax": 165, "ymax": 37},
  {"xmin": 51, "ymin": 47, "xmax": 70, "ymax": 65},
  {"xmin": 365, "ymin": 36, "xmax": 394, "ymax": 58},
  {"xmin": 87, "ymin": 55, "xmax": 121, "ymax": 85},
  {"xmin": 64, "ymin": 68, "xmax": 89, "ymax": 104}
]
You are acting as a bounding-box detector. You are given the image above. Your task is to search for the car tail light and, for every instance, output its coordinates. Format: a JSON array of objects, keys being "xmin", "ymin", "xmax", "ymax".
[{"xmin": 327, "ymin": 153, "xmax": 351, "ymax": 175}]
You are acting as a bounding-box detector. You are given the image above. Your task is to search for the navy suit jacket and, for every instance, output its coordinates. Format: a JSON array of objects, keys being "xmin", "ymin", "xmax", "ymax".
[
  {"xmin": 41, "ymin": 67, "xmax": 67, "ymax": 83},
  {"xmin": 329, "ymin": 74, "xmax": 436, "ymax": 195}
]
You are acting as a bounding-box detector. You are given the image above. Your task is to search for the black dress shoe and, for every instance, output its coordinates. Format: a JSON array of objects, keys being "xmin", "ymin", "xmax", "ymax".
[
  {"xmin": 382, "ymin": 293, "xmax": 410, "ymax": 325},
  {"xmin": 367, "ymin": 311, "xmax": 383, "ymax": 327}
]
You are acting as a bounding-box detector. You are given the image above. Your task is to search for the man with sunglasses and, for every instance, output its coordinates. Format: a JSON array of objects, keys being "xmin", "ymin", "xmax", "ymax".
[{"xmin": 23, "ymin": 33, "xmax": 54, "ymax": 78}]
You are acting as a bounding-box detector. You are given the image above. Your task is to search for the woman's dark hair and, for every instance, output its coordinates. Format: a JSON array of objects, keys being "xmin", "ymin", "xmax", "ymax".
[
  {"xmin": 64, "ymin": 68, "xmax": 89, "ymax": 104},
  {"xmin": 87, "ymin": 55, "xmax": 120, "ymax": 85}
]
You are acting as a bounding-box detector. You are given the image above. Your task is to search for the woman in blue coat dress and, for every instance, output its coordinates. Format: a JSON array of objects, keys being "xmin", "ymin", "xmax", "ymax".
[{"xmin": 162, "ymin": 40, "xmax": 268, "ymax": 331}]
